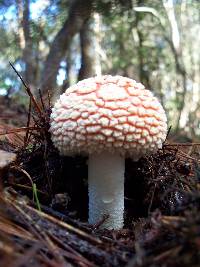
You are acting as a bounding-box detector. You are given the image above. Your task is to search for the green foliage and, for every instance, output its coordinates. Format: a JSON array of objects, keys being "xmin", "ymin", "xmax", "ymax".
[{"xmin": 33, "ymin": 183, "xmax": 41, "ymax": 211}]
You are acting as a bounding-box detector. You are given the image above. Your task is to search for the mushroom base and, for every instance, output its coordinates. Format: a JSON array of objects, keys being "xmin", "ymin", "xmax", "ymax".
[{"xmin": 88, "ymin": 151, "xmax": 124, "ymax": 229}]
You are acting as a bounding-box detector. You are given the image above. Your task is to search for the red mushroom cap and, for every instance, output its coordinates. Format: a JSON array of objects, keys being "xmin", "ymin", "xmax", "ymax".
[{"xmin": 50, "ymin": 75, "xmax": 167, "ymax": 160}]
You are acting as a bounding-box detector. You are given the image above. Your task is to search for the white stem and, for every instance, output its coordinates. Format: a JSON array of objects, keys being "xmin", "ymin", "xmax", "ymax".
[{"xmin": 88, "ymin": 152, "xmax": 125, "ymax": 229}]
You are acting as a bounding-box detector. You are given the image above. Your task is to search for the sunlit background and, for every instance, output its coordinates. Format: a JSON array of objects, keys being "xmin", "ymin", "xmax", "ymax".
[{"xmin": 0, "ymin": 0, "xmax": 199, "ymax": 140}]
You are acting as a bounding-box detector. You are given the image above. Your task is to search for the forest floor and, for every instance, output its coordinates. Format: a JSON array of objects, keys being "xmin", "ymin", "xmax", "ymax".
[{"xmin": 0, "ymin": 85, "xmax": 200, "ymax": 267}]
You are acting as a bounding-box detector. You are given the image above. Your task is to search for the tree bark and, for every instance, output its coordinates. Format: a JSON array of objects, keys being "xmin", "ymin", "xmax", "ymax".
[
  {"xmin": 134, "ymin": 3, "xmax": 187, "ymax": 132},
  {"xmin": 78, "ymin": 13, "xmax": 103, "ymax": 80},
  {"xmin": 92, "ymin": 13, "xmax": 102, "ymax": 76},
  {"xmin": 22, "ymin": 0, "xmax": 37, "ymax": 89},
  {"xmin": 40, "ymin": 0, "xmax": 94, "ymax": 95},
  {"xmin": 162, "ymin": 0, "xmax": 187, "ymax": 133},
  {"xmin": 135, "ymin": 1, "xmax": 151, "ymax": 89},
  {"xmin": 78, "ymin": 19, "xmax": 94, "ymax": 80},
  {"xmin": 16, "ymin": 0, "xmax": 38, "ymax": 93},
  {"xmin": 61, "ymin": 53, "xmax": 72, "ymax": 93}
]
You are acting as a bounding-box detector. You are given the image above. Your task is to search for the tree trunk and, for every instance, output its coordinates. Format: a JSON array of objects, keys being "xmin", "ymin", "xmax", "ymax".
[
  {"xmin": 135, "ymin": 10, "xmax": 151, "ymax": 89},
  {"xmin": 162, "ymin": 0, "xmax": 187, "ymax": 133},
  {"xmin": 16, "ymin": 0, "xmax": 38, "ymax": 93},
  {"xmin": 134, "ymin": 3, "xmax": 187, "ymax": 132},
  {"xmin": 78, "ymin": 13, "xmax": 102, "ymax": 80},
  {"xmin": 92, "ymin": 13, "xmax": 102, "ymax": 77},
  {"xmin": 61, "ymin": 52, "xmax": 72, "ymax": 93},
  {"xmin": 78, "ymin": 19, "xmax": 94, "ymax": 80},
  {"xmin": 40, "ymin": 0, "xmax": 94, "ymax": 95}
]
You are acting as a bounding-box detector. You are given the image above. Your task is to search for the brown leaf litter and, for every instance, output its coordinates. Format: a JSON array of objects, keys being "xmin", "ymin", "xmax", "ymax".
[{"xmin": 0, "ymin": 65, "xmax": 200, "ymax": 266}]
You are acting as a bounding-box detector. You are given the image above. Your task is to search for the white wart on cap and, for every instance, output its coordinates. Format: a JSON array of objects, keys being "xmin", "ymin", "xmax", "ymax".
[{"xmin": 50, "ymin": 75, "xmax": 167, "ymax": 229}]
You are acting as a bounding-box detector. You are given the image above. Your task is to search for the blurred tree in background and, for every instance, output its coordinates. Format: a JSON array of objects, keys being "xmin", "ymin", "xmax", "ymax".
[{"xmin": 0, "ymin": 0, "xmax": 199, "ymax": 139}]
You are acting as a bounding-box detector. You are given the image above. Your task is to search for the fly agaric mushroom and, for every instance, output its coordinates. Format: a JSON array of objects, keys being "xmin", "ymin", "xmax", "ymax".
[{"xmin": 50, "ymin": 75, "xmax": 167, "ymax": 230}]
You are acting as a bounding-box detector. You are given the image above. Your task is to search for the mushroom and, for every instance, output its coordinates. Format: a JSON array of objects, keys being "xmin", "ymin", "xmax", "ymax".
[{"xmin": 50, "ymin": 75, "xmax": 167, "ymax": 230}]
